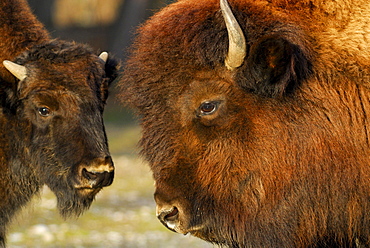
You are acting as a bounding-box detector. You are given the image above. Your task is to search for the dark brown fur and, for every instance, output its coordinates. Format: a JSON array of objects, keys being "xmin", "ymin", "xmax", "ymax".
[
  {"xmin": 120, "ymin": 0, "xmax": 370, "ymax": 247},
  {"xmin": 0, "ymin": 0, "xmax": 118, "ymax": 246}
]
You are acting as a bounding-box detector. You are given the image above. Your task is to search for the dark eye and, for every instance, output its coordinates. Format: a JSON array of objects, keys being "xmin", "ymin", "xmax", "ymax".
[
  {"xmin": 38, "ymin": 107, "xmax": 51, "ymax": 117},
  {"xmin": 199, "ymin": 101, "xmax": 219, "ymax": 115}
]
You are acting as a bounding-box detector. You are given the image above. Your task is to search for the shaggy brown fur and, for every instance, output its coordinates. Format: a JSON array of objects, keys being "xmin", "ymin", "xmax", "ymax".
[
  {"xmin": 121, "ymin": 0, "xmax": 370, "ymax": 247},
  {"xmin": 0, "ymin": 0, "xmax": 118, "ymax": 246}
]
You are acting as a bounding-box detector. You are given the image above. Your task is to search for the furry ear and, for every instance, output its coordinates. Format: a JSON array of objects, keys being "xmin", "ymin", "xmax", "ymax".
[
  {"xmin": 103, "ymin": 54, "xmax": 120, "ymax": 87},
  {"xmin": 1, "ymin": 78, "xmax": 20, "ymax": 114},
  {"xmin": 237, "ymin": 35, "xmax": 311, "ymax": 97},
  {"xmin": 99, "ymin": 54, "xmax": 120, "ymax": 103}
]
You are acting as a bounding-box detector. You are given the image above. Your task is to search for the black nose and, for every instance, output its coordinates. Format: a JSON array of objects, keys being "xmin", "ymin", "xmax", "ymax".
[{"xmin": 81, "ymin": 156, "xmax": 114, "ymax": 188}]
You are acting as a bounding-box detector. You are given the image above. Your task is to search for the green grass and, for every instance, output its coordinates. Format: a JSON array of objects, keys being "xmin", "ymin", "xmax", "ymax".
[{"xmin": 7, "ymin": 113, "xmax": 214, "ymax": 247}]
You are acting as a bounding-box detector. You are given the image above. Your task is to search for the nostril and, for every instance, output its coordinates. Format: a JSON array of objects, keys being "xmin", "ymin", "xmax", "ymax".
[
  {"xmin": 82, "ymin": 168, "xmax": 98, "ymax": 180},
  {"xmin": 82, "ymin": 168, "xmax": 114, "ymax": 188},
  {"xmin": 164, "ymin": 207, "xmax": 179, "ymax": 222},
  {"xmin": 158, "ymin": 207, "xmax": 179, "ymax": 224}
]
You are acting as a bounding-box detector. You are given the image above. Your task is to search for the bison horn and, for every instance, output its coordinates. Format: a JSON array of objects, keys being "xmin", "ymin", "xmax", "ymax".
[
  {"xmin": 220, "ymin": 0, "xmax": 246, "ymax": 70},
  {"xmin": 99, "ymin": 52, "xmax": 108, "ymax": 63},
  {"xmin": 3, "ymin": 60, "xmax": 27, "ymax": 81}
]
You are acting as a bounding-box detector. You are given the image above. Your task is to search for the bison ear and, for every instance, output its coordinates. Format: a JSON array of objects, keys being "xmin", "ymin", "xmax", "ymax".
[
  {"xmin": 239, "ymin": 35, "xmax": 311, "ymax": 97},
  {"xmin": 102, "ymin": 53, "xmax": 120, "ymax": 86}
]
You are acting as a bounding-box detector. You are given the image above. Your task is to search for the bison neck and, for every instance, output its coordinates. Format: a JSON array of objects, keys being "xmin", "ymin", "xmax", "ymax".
[{"xmin": 0, "ymin": 116, "xmax": 41, "ymax": 242}]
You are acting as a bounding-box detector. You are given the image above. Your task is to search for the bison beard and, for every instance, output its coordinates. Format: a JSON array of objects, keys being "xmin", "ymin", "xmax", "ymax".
[
  {"xmin": 121, "ymin": 0, "xmax": 370, "ymax": 247},
  {"xmin": 51, "ymin": 180, "xmax": 97, "ymax": 219}
]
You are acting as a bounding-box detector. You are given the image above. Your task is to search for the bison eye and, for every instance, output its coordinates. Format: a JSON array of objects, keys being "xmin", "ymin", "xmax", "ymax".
[
  {"xmin": 199, "ymin": 101, "xmax": 220, "ymax": 116},
  {"xmin": 38, "ymin": 107, "xmax": 51, "ymax": 117}
]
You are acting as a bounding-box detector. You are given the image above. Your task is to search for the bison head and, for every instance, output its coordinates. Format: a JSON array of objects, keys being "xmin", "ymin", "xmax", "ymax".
[
  {"xmin": 2, "ymin": 40, "xmax": 118, "ymax": 218},
  {"xmin": 118, "ymin": 0, "xmax": 370, "ymax": 246}
]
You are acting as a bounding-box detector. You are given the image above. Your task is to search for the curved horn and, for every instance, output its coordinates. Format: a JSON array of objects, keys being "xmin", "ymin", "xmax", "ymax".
[
  {"xmin": 99, "ymin": 52, "xmax": 108, "ymax": 63},
  {"xmin": 220, "ymin": 0, "xmax": 246, "ymax": 70},
  {"xmin": 3, "ymin": 60, "xmax": 27, "ymax": 81}
]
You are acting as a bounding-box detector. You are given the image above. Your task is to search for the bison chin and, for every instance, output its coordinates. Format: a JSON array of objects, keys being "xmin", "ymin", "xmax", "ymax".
[
  {"xmin": 47, "ymin": 178, "xmax": 102, "ymax": 219},
  {"xmin": 157, "ymin": 205, "xmax": 229, "ymax": 246},
  {"xmin": 33, "ymin": 147, "xmax": 114, "ymax": 218},
  {"xmin": 44, "ymin": 165, "xmax": 113, "ymax": 218},
  {"xmin": 40, "ymin": 160, "xmax": 113, "ymax": 219},
  {"xmin": 56, "ymin": 188, "xmax": 100, "ymax": 219}
]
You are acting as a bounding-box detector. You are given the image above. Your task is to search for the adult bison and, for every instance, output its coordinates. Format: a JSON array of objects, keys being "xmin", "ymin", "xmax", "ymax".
[
  {"xmin": 0, "ymin": 0, "xmax": 118, "ymax": 245},
  {"xmin": 121, "ymin": 0, "xmax": 370, "ymax": 247}
]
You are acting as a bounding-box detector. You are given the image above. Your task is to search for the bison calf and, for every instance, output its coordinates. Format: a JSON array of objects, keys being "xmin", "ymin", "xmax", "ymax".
[
  {"xmin": 121, "ymin": 0, "xmax": 370, "ymax": 247},
  {"xmin": 0, "ymin": 0, "xmax": 118, "ymax": 246}
]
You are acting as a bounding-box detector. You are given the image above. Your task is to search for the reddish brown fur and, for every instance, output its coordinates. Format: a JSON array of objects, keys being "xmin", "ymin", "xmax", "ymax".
[{"xmin": 121, "ymin": 0, "xmax": 370, "ymax": 247}]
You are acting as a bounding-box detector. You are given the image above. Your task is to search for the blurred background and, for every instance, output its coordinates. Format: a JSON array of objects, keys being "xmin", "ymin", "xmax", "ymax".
[{"xmin": 7, "ymin": 1, "xmax": 213, "ymax": 247}]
